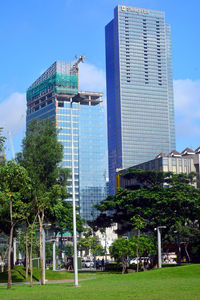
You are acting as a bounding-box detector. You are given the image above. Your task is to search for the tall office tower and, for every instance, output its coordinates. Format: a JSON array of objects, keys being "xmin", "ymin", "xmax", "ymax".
[
  {"xmin": 26, "ymin": 60, "xmax": 107, "ymax": 221},
  {"xmin": 105, "ymin": 5, "xmax": 176, "ymax": 194}
]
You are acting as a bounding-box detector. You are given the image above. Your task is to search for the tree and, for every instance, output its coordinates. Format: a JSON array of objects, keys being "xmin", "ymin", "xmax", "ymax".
[
  {"xmin": 95, "ymin": 172, "xmax": 200, "ymax": 232},
  {"xmin": 20, "ymin": 119, "xmax": 65, "ymax": 285},
  {"xmin": 131, "ymin": 215, "xmax": 146, "ymax": 272},
  {"xmin": 109, "ymin": 236, "xmax": 156, "ymax": 274},
  {"xmin": 0, "ymin": 161, "xmax": 31, "ymax": 289},
  {"xmin": 94, "ymin": 171, "xmax": 200, "ymax": 262},
  {"xmin": 109, "ymin": 238, "xmax": 135, "ymax": 274},
  {"xmin": 0, "ymin": 127, "xmax": 6, "ymax": 152},
  {"xmin": 78, "ymin": 236, "xmax": 104, "ymax": 257},
  {"xmin": 166, "ymin": 222, "xmax": 200, "ymax": 263},
  {"xmin": 48, "ymin": 196, "xmax": 84, "ymax": 238}
]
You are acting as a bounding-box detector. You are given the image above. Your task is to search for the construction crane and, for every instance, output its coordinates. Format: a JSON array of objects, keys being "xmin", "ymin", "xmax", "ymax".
[
  {"xmin": 71, "ymin": 55, "xmax": 84, "ymax": 73},
  {"xmin": 70, "ymin": 55, "xmax": 84, "ymax": 90}
]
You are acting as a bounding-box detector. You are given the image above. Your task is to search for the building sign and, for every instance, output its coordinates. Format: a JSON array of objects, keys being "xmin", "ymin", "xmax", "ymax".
[{"xmin": 121, "ymin": 6, "xmax": 150, "ymax": 14}]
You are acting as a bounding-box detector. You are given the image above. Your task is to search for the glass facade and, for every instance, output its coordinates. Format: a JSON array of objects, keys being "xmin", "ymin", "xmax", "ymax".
[
  {"xmin": 27, "ymin": 61, "xmax": 107, "ymax": 221},
  {"xmin": 106, "ymin": 5, "xmax": 176, "ymax": 194}
]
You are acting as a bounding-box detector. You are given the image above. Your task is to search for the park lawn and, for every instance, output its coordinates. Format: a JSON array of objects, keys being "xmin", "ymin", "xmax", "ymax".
[
  {"xmin": 0, "ymin": 266, "xmax": 116, "ymax": 283},
  {"xmin": 0, "ymin": 267, "xmax": 27, "ymax": 283},
  {"xmin": 0, "ymin": 264, "xmax": 200, "ymax": 300}
]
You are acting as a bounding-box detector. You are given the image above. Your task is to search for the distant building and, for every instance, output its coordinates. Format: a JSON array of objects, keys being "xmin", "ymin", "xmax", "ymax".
[
  {"xmin": 106, "ymin": 5, "xmax": 176, "ymax": 195},
  {"xmin": 117, "ymin": 147, "xmax": 200, "ymax": 189},
  {"xmin": 26, "ymin": 60, "xmax": 107, "ymax": 221}
]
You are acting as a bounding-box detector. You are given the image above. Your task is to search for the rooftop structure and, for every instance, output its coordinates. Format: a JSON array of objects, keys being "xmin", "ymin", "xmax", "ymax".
[{"xmin": 117, "ymin": 147, "xmax": 200, "ymax": 189}]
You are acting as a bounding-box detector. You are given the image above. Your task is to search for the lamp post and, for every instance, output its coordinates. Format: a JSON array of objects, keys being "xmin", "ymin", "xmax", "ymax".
[
  {"xmin": 43, "ymin": 227, "xmax": 46, "ymax": 282},
  {"xmin": 70, "ymin": 99, "xmax": 78, "ymax": 286},
  {"xmin": 154, "ymin": 226, "xmax": 166, "ymax": 268}
]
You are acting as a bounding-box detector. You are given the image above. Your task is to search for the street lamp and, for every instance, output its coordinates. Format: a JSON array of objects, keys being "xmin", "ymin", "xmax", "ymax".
[
  {"xmin": 70, "ymin": 99, "xmax": 78, "ymax": 286},
  {"xmin": 154, "ymin": 226, "xmax": 166, "ymax": 268}
]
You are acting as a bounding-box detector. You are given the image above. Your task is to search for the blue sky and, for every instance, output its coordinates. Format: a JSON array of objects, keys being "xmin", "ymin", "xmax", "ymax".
[{"xmin": 0, "ymin": 0, "xmax": 200, "ymax": 158}]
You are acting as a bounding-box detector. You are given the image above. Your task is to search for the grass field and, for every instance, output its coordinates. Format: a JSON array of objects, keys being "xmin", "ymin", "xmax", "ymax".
[
  {"xmin": 0, "ymin": 264, "xmax": 199, "ymax": 300},
  {"xmin": 0, "ymin": 266, "xmax": 115, "ymax": 283}
]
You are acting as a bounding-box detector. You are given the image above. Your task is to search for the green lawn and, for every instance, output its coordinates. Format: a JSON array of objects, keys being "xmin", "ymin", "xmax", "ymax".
[
  {"xmin": 0, "ymin": 264, "xmax": 200, "ymax": 300},
  {"xmin": 0, "ymin": 266, "xmax": 116, "ymax": 283}
]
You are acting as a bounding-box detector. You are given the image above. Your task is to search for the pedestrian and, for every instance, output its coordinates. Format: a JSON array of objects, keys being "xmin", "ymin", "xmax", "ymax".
[
  {"xmin": 101, "ymin": 258, "xmax": 104, "ymax": 271},
  {"xmin": 96, "ymin": 258, "xmax": 101, "ymax": 269}
]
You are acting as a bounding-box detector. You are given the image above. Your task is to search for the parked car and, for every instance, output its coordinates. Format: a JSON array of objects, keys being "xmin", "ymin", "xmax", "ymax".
[
  {"xmin": 129, "ymin": 257, "xmax": 151, "ymax": 264},
  {"xmin": 163, "ymin": 259, "xmax": 177, "ymax": 264},
  {"xmin": 85, "ymin": 259, "xmax": 94, "ymax": 268}
]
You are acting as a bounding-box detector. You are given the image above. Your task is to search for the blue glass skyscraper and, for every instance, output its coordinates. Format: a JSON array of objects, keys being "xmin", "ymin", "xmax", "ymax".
[
  {"xmin": 106, "ymin": 5, "xmax": 176, "ymax": 194},
  {"xmin": 26, "ymin": 60, "xmax": 107, "ymax": 221}
]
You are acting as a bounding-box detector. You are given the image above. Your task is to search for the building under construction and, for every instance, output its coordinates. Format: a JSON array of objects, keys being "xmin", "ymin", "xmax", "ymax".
[{"xmin": 26, "ymin": 58, "xmax": 107, "ymax": 221}]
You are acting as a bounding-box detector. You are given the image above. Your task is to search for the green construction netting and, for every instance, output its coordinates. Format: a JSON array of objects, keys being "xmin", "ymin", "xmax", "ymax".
[{"xmin": 27, "ymin": 73, "xmax": 78, "ymax": 101}]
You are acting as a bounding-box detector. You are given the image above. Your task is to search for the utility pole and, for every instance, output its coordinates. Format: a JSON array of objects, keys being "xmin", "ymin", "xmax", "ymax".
[{"xmin": 154, "ymin": 226, "xmax": 166, "ymax": 268}]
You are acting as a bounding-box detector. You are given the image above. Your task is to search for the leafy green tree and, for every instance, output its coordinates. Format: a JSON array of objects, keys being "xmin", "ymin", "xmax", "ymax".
[
  {"xmin": 63, "ymin": 244, "xmax": 73, "ymax": 256},
  {"xmin": 109, "ymin": 238, "xmax": 135, "ymax": 274},
  {"xmin": 131, "ymin": 215, "xmax": 146, "ymax": 272},
  {"xmin": 95, "ymin": 172, "xmax": 200, "ymax": 234},
  {"xmin": 109, "ymin": 236, "xmax": 156, "ymax": 274},
  {"xmin": 94, "ymin": 171, "xmax": 200, "ymax": 263},
  {"xmin": 166, "ymin": 222, "xmax": 200, "ymax": 263},
  {"xmin": 0, "ymin": 127, "xmax": 6, "ymax": 152},
  {"xmin": 49, "ymin": 199, "xmax": 84, "ymax": 238},
  {"xmin": 121, "ymin": 169, "xmax": 172, "ymax": 189},
  {"xmin": 0, "ymin": 161, "xmax": 31, "ymax": 289},
  {"xmin": 20, "ymin": 119, "xmax": 65, "ymax": 285},
  {"xmin": 78, "ymin": 236, "xmax": 104, "ymax": 257}
]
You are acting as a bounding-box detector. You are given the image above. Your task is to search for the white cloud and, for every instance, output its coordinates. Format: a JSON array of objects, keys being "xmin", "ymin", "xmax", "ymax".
[
  {"xmin": 0, "ymin": 92, "xmax": 26, "ymax": 137},
  {"xmin": 79, "ymin": 62, "xmax": 106, "ymax": 93}
]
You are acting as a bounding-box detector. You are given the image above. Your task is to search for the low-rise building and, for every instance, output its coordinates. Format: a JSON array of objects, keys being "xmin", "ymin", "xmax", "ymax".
[{"xmin": 117, "ymin": 147, "xmax": 200, "ymax": 189}]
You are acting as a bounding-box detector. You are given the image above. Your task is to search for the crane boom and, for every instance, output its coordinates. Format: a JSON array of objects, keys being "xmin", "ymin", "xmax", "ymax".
[{"xmin": 71, "ymin": 55, "xmax": 84, "ymax": 73}]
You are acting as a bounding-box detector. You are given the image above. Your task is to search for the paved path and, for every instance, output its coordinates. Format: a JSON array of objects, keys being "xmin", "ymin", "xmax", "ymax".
[{"xmin": 0, "ymin": 278, "xmax": 92, "ymax": 286}]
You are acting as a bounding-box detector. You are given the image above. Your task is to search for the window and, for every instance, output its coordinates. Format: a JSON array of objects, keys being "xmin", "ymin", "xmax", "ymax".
[
  {"xmin": 172, "ymin": 158, "xmax": 176, "ymax": 166},
  {"xmin": 163, "ymin": 158, "xmax": 169, "ymax": 166}
]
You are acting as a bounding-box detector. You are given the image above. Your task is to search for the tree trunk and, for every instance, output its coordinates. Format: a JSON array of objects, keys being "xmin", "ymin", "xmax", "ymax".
[
  {"xmin": 185, "ymin": 243, "xmax": 191, "ymax": 263},
  {"xmin": 25, "ymin": 225, "xmax": 29, "ymax": 280},
  {"xmin": 38, "ymin": 210, "xmax": 45, "ymax": 285},
  {"xmin": 7, "ymin": 197, "xmax": 13, "ymax": 290},
  {"xmin": 30, "ymin": 229, "xmax": 33, "ymax": 287},
  {"xmin": 136, "ymin": 229, "xmax": 140, "ymax": 272},
  {"xmin": 122, "ymin": 257, "xmax": 127, "ymax": 274},
  {"xmin": 177, "ymin": 233, "xmax": 181, "ymax": 265}
]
